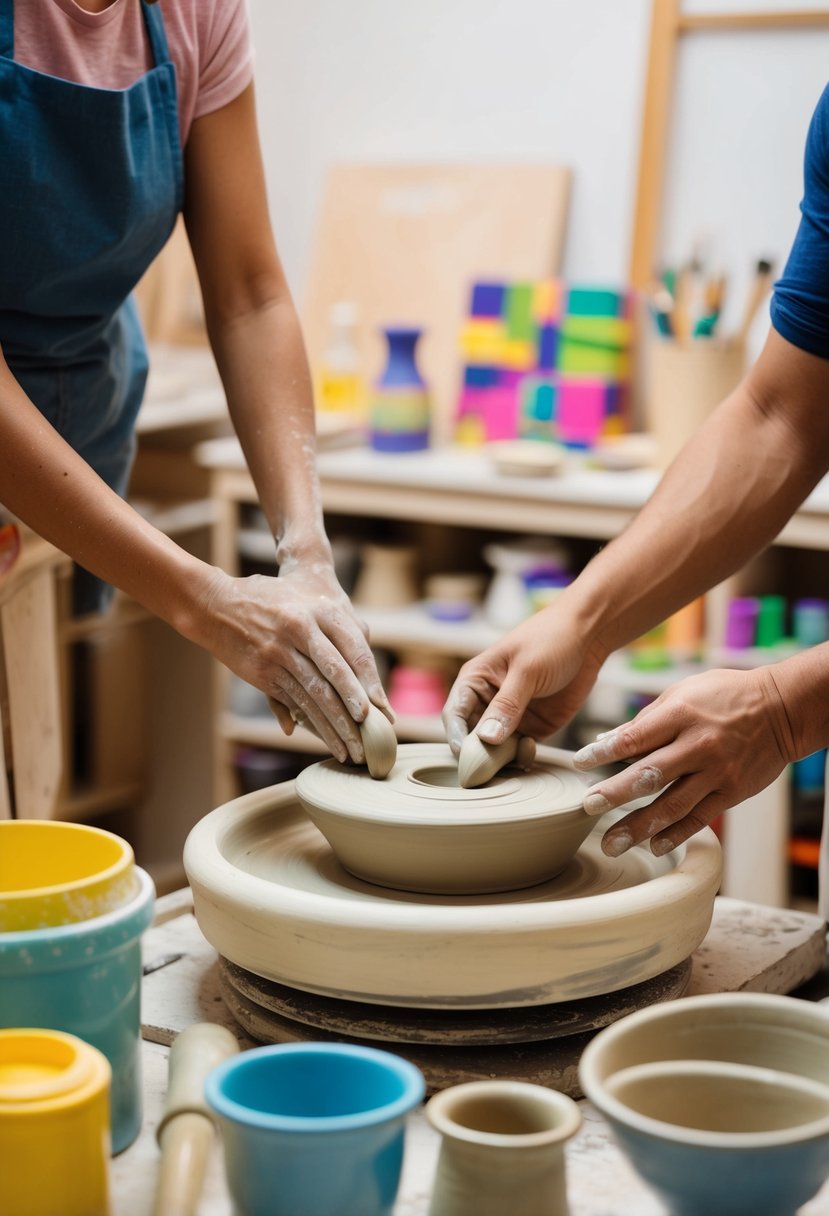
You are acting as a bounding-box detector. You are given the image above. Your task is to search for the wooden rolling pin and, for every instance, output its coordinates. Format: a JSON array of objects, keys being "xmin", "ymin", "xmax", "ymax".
[{"xmin": 153, "ymin": 1022, "xmax": 239, "ymax": 1216}]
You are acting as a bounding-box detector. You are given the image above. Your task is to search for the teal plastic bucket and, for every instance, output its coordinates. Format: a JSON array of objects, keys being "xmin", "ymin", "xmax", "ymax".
[{"xmin": 0, "ymin": 866, "xmax": 154, "ymax": 1152}]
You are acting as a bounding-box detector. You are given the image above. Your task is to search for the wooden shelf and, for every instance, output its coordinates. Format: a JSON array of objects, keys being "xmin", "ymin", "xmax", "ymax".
[
  {"xmin": 58, "ymin": 782, "xmax": 146, "ymax": 821},
  {"xmin": 199, "ymin": 437, "xmax": 829, "ymax": 550}
]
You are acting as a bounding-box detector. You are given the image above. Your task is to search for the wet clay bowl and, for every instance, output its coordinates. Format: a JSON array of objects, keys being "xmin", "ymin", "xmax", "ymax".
[
  {"xmin": 579, "ymin": 993, "xmax": 829, "ymax": 1216},
  {"xmin": 0, "ymin": 820, "xmax": 136, "ymax": 932},
  {"xmin": 184, "ymin": 783, "xmax": 722, "ymax": 1009},
  {"xmin": 294, "ymin": 743, "xmax": 592, "ymax": 895}
]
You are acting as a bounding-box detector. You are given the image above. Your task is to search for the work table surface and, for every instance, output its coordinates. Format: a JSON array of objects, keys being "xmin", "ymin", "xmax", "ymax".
[{"xmin": 117, "ymin": 890, "xmax": 829, "ymax": 1215}]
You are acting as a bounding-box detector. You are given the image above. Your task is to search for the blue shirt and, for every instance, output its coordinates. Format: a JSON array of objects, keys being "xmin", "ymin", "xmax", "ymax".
[{"xmin": 772, "ymin": 84, "xmax": 829, "ymax": 359}]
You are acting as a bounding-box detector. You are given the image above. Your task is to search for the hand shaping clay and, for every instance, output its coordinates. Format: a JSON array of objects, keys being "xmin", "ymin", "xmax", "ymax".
[
  {"xmin": 359, "ymin": 703, "xmax": 397, "ymax": 780},
  {"xmin": 458, "ymin": 733, "xmax": 520, "ymax": 788}
]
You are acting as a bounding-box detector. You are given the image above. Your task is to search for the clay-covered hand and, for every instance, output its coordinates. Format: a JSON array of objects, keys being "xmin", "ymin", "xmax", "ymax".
[
  {"xmin": 201, "ymin": 562, "xmax": 390, "ymax": 764},
  {"xmin": 572, "ymin": 666, "xmax": 795, "ymax": 858},
  {"xmin": 442, "ymin": 606, "xmax": 606, "ymax": 758}
]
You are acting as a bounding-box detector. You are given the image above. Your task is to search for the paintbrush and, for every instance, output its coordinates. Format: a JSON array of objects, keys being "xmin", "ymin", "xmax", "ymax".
[
  {"xmin": 693, "ymin": 272, "xmax": 727, "ymax": 337},
  {"xmin": 670, "ymin": 264, "xmax": 694, "ymax": 345},
  {"xmin": 736, "ymin": 258, "xmax": 775, "ymax": 345}
]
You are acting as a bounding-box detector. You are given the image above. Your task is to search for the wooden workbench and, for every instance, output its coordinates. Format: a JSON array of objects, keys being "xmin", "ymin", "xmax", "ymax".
[{"xmin": 117, "ymin": 890, "xmax": 829, "ymax": 1215}]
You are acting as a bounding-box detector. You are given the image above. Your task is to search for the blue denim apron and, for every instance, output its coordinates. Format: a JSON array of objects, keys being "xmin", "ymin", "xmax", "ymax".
[{"xmin": 0, "ymin": 0, "xmax": 183, "ymax": 611}]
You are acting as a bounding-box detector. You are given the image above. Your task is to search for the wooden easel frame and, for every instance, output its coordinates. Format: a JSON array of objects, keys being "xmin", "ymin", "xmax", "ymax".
[{"xmin": 630, "ymin": 1, "xmax": 829, "ymax": 288}]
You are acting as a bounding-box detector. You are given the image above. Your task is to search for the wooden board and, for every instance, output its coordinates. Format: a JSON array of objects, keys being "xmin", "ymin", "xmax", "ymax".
[
  {"xmin": 302, "ymin": 163, "xmax": 571, "ymax": 444},
  {"xmin": 1, "ymin": 565, "xmax": 63, "ymax": 819}
]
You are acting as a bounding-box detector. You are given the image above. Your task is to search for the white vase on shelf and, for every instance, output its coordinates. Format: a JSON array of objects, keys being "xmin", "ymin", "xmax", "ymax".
[{"xmin": 482, "ymin": 540, "xmax": 569, "ymax": 630}]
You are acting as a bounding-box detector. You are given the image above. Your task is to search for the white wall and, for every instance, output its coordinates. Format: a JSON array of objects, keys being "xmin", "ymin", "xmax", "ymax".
[{"xmin": 248, "ymin": 0, "xmax": 829, "ymax": 353}]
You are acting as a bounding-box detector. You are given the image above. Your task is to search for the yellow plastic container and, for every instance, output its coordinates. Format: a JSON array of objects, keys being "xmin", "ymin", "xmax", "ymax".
[
  {"xmin": 0, "ymin": 1028, "xmax": 111, "ymax": 1216},
  {"xmin": 0, "ymin": 820, "xmax": 135, "ymax": 931}
]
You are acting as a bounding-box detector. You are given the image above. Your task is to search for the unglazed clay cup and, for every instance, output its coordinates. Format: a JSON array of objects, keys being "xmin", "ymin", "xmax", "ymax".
[
  {"xmin": 295, "ymin": 742, "xmax": 592, "ymax": 894},
  {"xmin": 0, "ymin": 820, "xmax": 136, "ymax": 932},
  {"xmin": 579, "ymin": 992, "xmax": 829, "ymax": 1216},
  {"xmin": 426, "ymin": 1080, "xmax": 581, "ymax": 1216},
  {"xmin": 0, "ymin": 1028, "xmax": 111, "ymax": 1216},
  {"xmin": 205, "ymin": 1042, "xmax": 425, "ymax": 1216},
  {"xmin": 0, "ymin": 866, "xmax": 154, "ymax": 1153}
]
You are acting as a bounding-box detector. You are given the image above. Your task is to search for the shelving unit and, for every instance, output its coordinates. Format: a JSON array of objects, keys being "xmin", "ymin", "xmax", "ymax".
[{"xmin": 196, "ymin": 435, "xmax": 829, "ymax": 910}]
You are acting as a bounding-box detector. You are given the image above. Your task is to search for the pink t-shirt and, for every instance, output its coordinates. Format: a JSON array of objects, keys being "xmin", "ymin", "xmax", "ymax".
[{"xmin": 13, "ymin": 0, "xmax": 254, "ymax": 146}]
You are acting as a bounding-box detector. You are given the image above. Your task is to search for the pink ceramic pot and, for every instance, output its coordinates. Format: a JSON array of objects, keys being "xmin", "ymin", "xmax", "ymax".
[{"xmin": 387, "ymin": 665, "xmax": 447, "ymax": 717}]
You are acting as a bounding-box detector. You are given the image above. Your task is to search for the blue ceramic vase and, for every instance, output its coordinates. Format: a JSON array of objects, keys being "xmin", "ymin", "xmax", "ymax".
[{"xmin": 370, "ymin": 326, "xmax": 430, "ymax": 452}]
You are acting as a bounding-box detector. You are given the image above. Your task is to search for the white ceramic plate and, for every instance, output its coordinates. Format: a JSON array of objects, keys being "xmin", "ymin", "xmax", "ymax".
[
  {"xmin": 184, "ymin": 784, "xmax": 722, "ymax": 1010},
  {"xmin": 487, "ymin": 440, "xmax": 566, "ymax": 478}
]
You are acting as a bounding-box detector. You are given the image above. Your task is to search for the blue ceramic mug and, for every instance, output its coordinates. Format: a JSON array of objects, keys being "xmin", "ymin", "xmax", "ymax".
[{"xmin": 205, "ymin": 1041, "xmax": 425, "ymax": 1216}]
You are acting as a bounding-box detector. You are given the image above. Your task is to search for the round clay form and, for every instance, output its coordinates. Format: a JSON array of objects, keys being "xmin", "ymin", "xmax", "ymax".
[
  {"xmin": 183, "ymin": 781, "xmax": 723, "ymax": 1009},
  {"xmin": 294, "ymin": 743, "xmax": 591, "ymax": 894}
]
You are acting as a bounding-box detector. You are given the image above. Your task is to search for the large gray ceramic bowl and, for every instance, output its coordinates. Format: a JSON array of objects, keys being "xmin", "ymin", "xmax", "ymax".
[{"xmin": 579, "ymin": 992, "xmax": 829, "ymax": 1216}]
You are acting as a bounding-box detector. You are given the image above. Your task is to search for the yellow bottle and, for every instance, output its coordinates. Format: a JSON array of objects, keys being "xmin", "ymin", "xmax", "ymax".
[{"xmin": 317, "ymin": 301, "xmax": 364, "ymax": 416}]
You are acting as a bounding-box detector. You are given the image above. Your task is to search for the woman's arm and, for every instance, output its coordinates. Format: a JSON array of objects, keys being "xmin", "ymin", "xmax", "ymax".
[
  {"xmin": 181, "ymin": 84, "xmax": 388, "ymax": 758},
  {"xmin": 0, "ymin": 82, "xmax": 389, "ymax": 764}
]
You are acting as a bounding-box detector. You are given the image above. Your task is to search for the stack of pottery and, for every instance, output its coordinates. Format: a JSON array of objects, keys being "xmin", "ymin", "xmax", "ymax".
[
  {"xmin": 0, "ymin": 820, "xmax": 154, "ymax": 1154},
  {"xmin": 424, "ymin": 573, "xmax": 486, "ymax": 622}
]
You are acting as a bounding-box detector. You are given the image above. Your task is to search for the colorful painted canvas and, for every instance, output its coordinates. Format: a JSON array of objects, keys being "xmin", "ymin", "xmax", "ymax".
[{"xmin": 455, "ymin": 280, "xmax": 633, "ymax": 448}]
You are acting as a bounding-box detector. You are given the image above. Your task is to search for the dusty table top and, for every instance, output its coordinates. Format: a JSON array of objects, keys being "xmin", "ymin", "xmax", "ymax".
[{"xmin": 113, "ymin": 891, "xmax": 829, "ymax": 1215}]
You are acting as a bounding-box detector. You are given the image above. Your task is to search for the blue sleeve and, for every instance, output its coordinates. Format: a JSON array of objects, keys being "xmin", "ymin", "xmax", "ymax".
[{"xmin": 771, "ymin": 84, "xmax": 829, "ymax": 360}]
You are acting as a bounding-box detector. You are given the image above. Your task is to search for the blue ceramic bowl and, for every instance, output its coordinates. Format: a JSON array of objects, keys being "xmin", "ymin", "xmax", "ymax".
[
  {"xmin": 0, "ymin": 866, "xmax": 154, "ymax": 1153},
  {"xmin": 579, "ymin": 992, "xmax": 829, "ymax": 1216},
  {"xmin": 206, "ymin": 1042, "xmax": 425, "ymax": 1216}
]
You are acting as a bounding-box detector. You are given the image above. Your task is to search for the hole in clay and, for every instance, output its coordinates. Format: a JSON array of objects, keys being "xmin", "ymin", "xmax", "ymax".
[
  {"xmin": 408, "ymin": 765, "xmax": 462, "ymax": 789},
  {"xmin": 446, "ymin": 1094, "xmax": 561, "ymax": 1136}
]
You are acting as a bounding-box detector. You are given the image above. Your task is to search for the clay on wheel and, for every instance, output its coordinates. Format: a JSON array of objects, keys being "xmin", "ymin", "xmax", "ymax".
[{"xmin": 359, "ymin": 703, "xmax": 397, "ymax": 779}]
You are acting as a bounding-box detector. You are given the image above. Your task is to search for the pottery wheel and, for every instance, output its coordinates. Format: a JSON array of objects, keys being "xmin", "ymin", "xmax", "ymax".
[
  {"xmin": 217, "ymin": 957, "xmax": 693, "ymax": 1101},
  {"xmin": 184, "ymin": 782, "xmax": 722, "ymax": 1010},
  {"xmin": 218, "ymin": 955, "xmax": 692, "ymax": 1045}
]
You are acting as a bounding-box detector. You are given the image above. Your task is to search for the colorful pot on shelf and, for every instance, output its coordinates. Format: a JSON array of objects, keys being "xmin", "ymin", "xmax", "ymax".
[
  {"xmin": 387, "ymin": 665, "xmax": 447, "ymax": 717},
  {"xmin": 370, "ymin": 327, "xmax": 430, "ymax": 452}
]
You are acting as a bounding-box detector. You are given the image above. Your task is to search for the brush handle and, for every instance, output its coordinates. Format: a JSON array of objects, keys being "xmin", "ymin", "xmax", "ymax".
[
  {"xmin": 153, "ymin": 1023, "xmax": 239, "ymax": 1216},
  {"xmin": 737, "ymin": 265, "xmax": 774, "ymax": 344}
]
